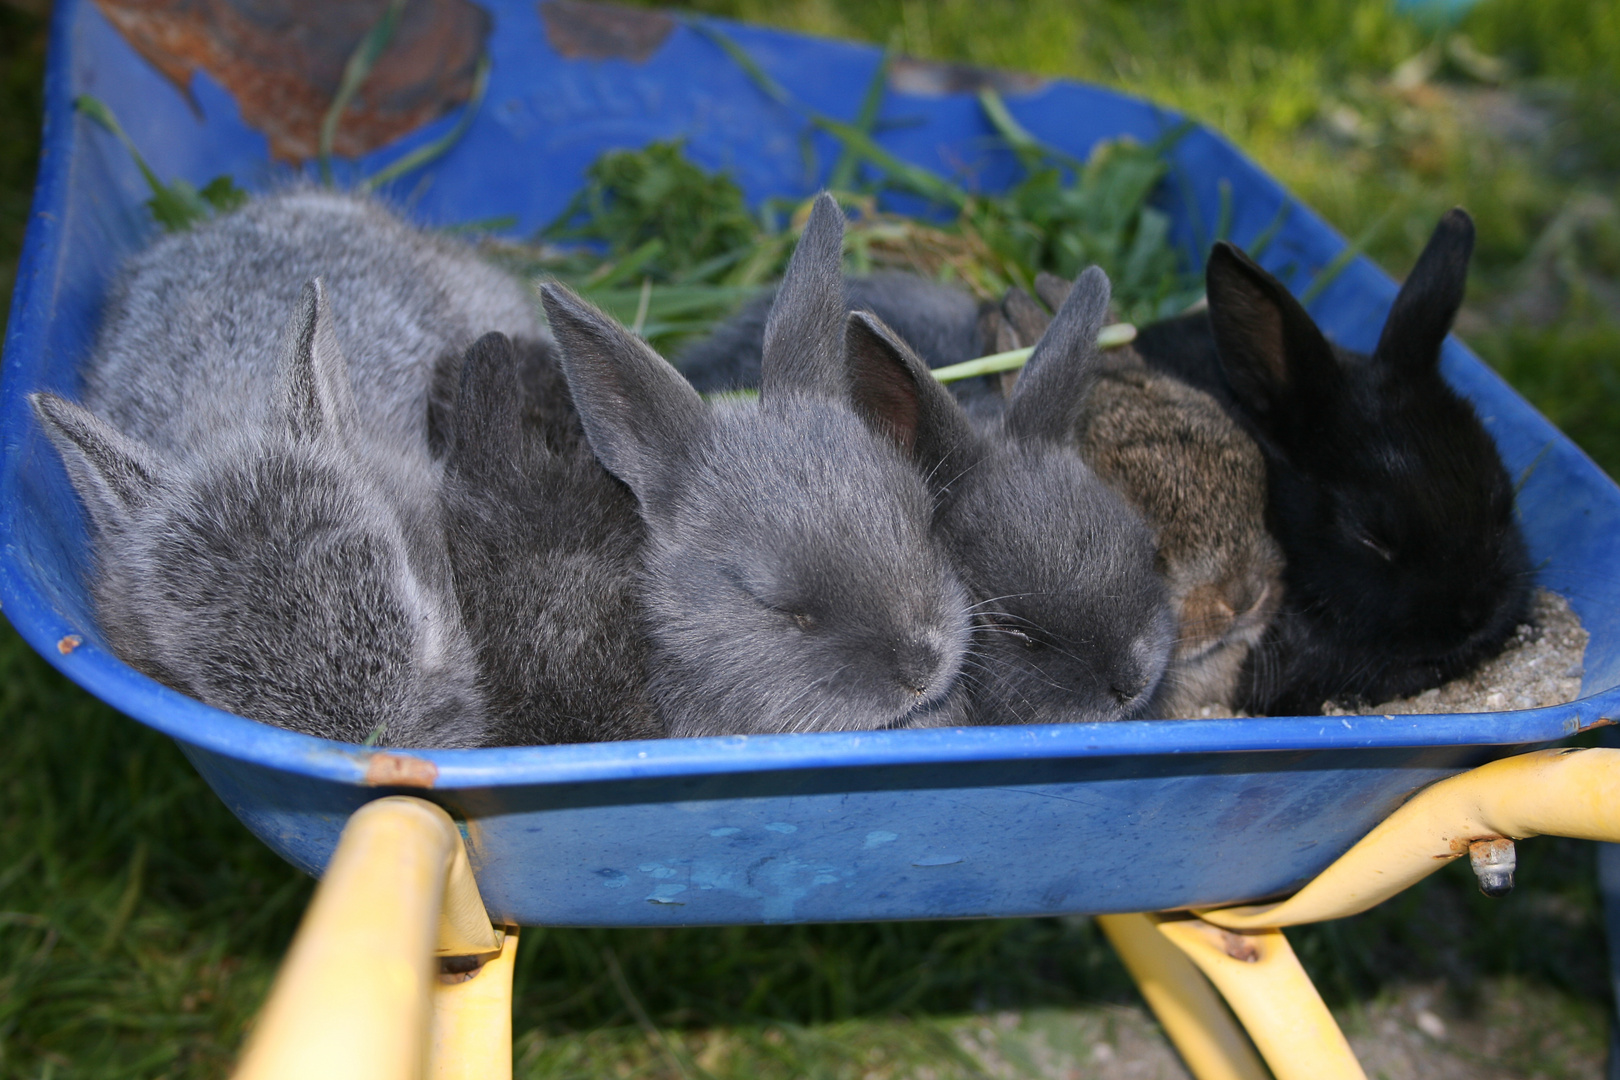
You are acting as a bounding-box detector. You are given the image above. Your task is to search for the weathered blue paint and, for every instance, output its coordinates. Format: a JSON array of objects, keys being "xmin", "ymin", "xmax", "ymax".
[{"xmin": 4, "ymin": 0, "xmax": 1618, "ymax": 926}]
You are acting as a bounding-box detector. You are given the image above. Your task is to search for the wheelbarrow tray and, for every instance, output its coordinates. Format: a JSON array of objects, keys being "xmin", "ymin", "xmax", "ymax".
[{"xmin": 5, "ymin": 0, "xmax": 1617, "ymax": 927}]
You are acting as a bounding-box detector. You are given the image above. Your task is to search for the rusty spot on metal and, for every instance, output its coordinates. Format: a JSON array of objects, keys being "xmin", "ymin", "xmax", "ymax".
[
  {"xmin": 1219, "ymin": 929, "xmax": 1260, "ymax": 963},
  {"xmin": 364, "ymin": 752, "xmax": 439, "ymax": 788},
  {"xmin": 889, "ymin": 57, "xmax": 1045, "ymax": 98},
  {"xmin": 539, "ymin": 1, "xmax": 673, "ymax": 63},
  {"xmin": 1577, "ymin": 716, "xmax": 1616, "ymax": 732},
  {"xmin": 92, "ymin": 0, "xmax": 490, "ymax": 162},
  {"xmin": 56, "ymin": 634, "xmax": 83, "ymax": 655}
]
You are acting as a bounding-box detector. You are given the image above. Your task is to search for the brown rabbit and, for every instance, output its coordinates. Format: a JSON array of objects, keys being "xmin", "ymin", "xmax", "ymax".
[{"xmin": 994, "ymin": 275, "xmax": 1284, "ymax": 717}]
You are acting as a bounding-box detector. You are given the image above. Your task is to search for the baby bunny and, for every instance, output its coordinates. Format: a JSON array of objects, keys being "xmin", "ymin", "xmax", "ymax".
[
  {"xmin": 842, "ymin": 267, "xmax": 1175, "ymax": 725},
  {"xmin": 1134, "ymin": 209, "xmax": 1532, "ymax": 715},
  {"xmin": 33, "ymin": 281, "xmax": 488, "ymax": 746},
  {"xmin": 437, "ymin": 331, "xmax": 662, "ymax": 745},
  {"xmin": 541, "ymin": 194, "xmax": 975, "ymax": 737},
  {"xmin": 989, "ymin": 274, "xmax": 1284, "ymax": 718}
]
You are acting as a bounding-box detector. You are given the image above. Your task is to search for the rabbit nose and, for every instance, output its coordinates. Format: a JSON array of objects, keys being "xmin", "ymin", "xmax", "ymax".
[{"xmin": 894, "ymin": 639, "xmax": 942, "ymax": 696}]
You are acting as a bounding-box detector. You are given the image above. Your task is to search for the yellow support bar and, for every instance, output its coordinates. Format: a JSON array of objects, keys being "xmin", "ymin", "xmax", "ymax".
[
  {"xmin": 232, "ymin": 796, "xmax": 505, "ymax": 1080},
  {"xmin": 430, "ymin": 928, "xmax": 521, "ymax": 1080},
  {"xmin": 1153, "ymin": 916, "xmax": 1365, "ymax": 1080},
  {"xmin": 1096, "ymin": 913, "xmax": 1269, "ymax": 1080},
  {"xmin": 1199, "ymin": 746, "xmax": 1620, "ymax": 930}
]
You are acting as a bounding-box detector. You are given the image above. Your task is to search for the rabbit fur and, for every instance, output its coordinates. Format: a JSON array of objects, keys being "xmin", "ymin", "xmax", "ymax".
[
  {"xmin": 436, "ymin": 331, "xmax": 663, "ymax": 745},
  {"xmin": 31, "ymin": 189, "xmax": 547, "ymax": 746},
  {"xmin": 542, "ymin": 193, "xmax": 974, "ymax": 738},
  {"xmin": 1133, "ymin": 209, "xmax": 1532, "ymax": 714},
  {"xmin": 842, "ymin": 268, "xmax": 1174, "ymax": 725},
  {"xmin": 83, "ymin": 188, "xmax": 543, "ymax": 457}
]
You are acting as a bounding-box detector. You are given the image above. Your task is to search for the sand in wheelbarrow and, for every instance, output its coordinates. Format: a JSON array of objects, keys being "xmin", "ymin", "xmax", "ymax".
[
  {"xmin": 1183, "ymin": 589, "xmax": 1588, "ymax": 719},
  {"xmin": 1324, "ymin": 588, "xmax": 1589, "ymax": 717}
]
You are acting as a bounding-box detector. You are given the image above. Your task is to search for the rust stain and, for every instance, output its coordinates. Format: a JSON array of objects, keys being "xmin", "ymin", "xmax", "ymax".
[
  {"xmin": 92, "ymin": 0, "xmax": 490, "ymax": 162},
  {"xmin": 889, "ymin": 57, "xmax": 1045, "ymax": 98},
  {"xmin": 1218, "ymin": 929, "xmax": 1260, "ymax": 963},
  {"xmin": 1578, "ymin": 715, "xmax": 1616, "ymax": 732},
  {"xmin": 364, "ymin": 751, "xmax": 439, "ymax": 788},
  {"xmin": 56, "ymin": 634, "xmax": 83, "ymax": 655},
  {"xmin": 539, "ymin": 1, "xmax": 673, "ymax": 63}
]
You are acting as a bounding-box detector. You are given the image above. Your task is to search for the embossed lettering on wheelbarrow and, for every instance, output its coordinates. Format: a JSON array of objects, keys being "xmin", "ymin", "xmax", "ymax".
[{"xmin": 6, "ymin": 0, "xmax": 1617, "ymax": 927}]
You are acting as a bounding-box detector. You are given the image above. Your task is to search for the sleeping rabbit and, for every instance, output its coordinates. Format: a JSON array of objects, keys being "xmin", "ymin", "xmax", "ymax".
[
  {"xmin": 992, "ymin": 275, "xmax": 1283, "ymax": 718},
  {"xmin": 840, "ymin": 269, "xmax": 1174, "ymax": 725},
  {"xmin": 33, "ymin": 189, "xmax": 543, "ymax": 746},
  {"xmin": 542, "ymin": 194, "xmax": 975, "ymax": 737}
]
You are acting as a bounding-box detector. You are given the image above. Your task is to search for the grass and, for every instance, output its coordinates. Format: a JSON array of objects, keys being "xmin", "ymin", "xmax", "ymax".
[{"xmin": 3, "ymin": 0, "xmax": 1620, "ymax": 1076}]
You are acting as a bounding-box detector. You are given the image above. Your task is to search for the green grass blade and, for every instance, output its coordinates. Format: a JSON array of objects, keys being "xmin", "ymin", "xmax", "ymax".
[
  {"xmin": 828, "ymin": 49, "xmax": 894, "ymax": 192},
  {"xmin": 361, "ymin": 53, "xmax": 491, "ymax": 192},
  {"xmin": 319, "ymin": 0, "xmax": 408, "ymax": 184}
]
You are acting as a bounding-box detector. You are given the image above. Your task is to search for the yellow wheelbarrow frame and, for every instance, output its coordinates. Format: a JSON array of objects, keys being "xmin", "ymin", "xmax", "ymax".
[{"xmin": 229, "ymin": 746, "xmax": 1620, "ymax": 1080}]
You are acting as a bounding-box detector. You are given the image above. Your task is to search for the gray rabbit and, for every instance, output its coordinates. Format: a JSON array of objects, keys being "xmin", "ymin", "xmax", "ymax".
[
  {"xmin": 31, "ymin": 189, "xmax": 542, "ymax": 746},
  {"xmin": 33, "ymin": 281, "xmax": 487, "ymax": 746},
  {"xmin": 541, "ymin": 194, "xmax": 975, "ymax": 737},
  {"xmin": 436, "ymin": 331, "xmax": 663, "ymax": 745},
  {"xmin": 1001, "ymin": 274, "xmax": 1284, "ymax": 717},
  {"xmin": 841, "ymin": 268, "xmax": 1175, "ymax": 725}
]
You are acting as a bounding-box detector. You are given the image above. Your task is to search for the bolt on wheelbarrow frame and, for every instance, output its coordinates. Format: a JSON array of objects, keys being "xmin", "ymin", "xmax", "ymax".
[{"xmin": 5, "ymin": 0, "xmax": 1620, "ymax": 1073}]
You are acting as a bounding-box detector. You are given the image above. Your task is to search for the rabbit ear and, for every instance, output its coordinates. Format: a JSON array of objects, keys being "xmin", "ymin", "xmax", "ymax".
[
  {"xmin": 761, "ymin": 192, "xmax": 847, "ymax": 403},
  {"xmin": 447, "ymin": 333, "xmax": 526, "ymax": 478},
  {"xmin": 541, "ymin": 282, "xmax": 706, "ymax": 501},
  {"xmin": 273, "ymin": 279, "xmax": 359, "ymax": 441},
  {"xmin": 1000, "ymin": 286, "xmax": 1052, "ymax": 348},
  {"xmin": 31, "ymin": 392, "xmax": 166, "ymax": 534},
  {"xmin": 845, "ymin": 311, "xmax": 982, "ymax": 491},
  {"xmin": 1033, "ymin": 271, "xmax": 1072, "ymax": 313},
  {"xmin": 1374, "ymin": 208, "xmax": 1473, "ymax": 375},
  {"xmin": 1205, "ymin": 242, "xmax": 1342, "ymax": 441},
  {"xmin": 1003, "ymin": 265, "xmax": 1111, "ymax": 443}
]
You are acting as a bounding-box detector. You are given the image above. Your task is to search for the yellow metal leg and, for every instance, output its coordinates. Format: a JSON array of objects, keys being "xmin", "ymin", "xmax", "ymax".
[
  {"xmin": 1154, "ymin": 915, "xmax": 1363, "ymax": 1080},
  {"xmin": 1097, "ymin": 913, "xmax": 1269, "ymax": 1080},
  {"xmin": 429, "ymin": 927, "xmax": 521, "ymax": 1080},
  {"xmin": 1201, "ymin": 746, "xmax": 1620, "ymax": 930},
  {"xmin": 232, "ymin": 796, "xmax": 505, "ymax": 1080}
]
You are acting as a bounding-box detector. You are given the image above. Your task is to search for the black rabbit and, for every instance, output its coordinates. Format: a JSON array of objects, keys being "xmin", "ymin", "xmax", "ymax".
[{"xmin": 1134, "ymin": 209, "xmax": 1533, "ymax": 714}]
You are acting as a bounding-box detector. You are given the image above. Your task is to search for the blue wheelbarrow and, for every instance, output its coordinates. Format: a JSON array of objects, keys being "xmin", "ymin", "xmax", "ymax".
[{"xmin": 6, "ymin": 2, "xmax": 1620, "ymax": 1076}]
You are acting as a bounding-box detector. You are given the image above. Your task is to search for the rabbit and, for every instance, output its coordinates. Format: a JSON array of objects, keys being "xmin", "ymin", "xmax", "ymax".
[
  {"xmin": 540, "ymin": 193, "xmax": 975, "ymax": 738},
  {"xmin": 436, "ymin": 330, "xmax": 663, "ymax": 745},
  {"xmin": 83, "ymin": 187, "xmax": 544, "ymax": 459},
  {"xmin": 978, "ymin": 273, "xmax": 1283, "ymax": 719},
  {"xmin": 841, "ymin": 267, "xmax": 1176, "ymax": 725},
  {"xmin": 1133, "ymin": 209, "xmax": 1533, "ymax": 715},
  {"xmin": 32, "ymin": 280, "xmax": 489, "ymax": 747},
  {"xmin": 29, "ymin": 188, "xmax": 545, "ymax": 746}
]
